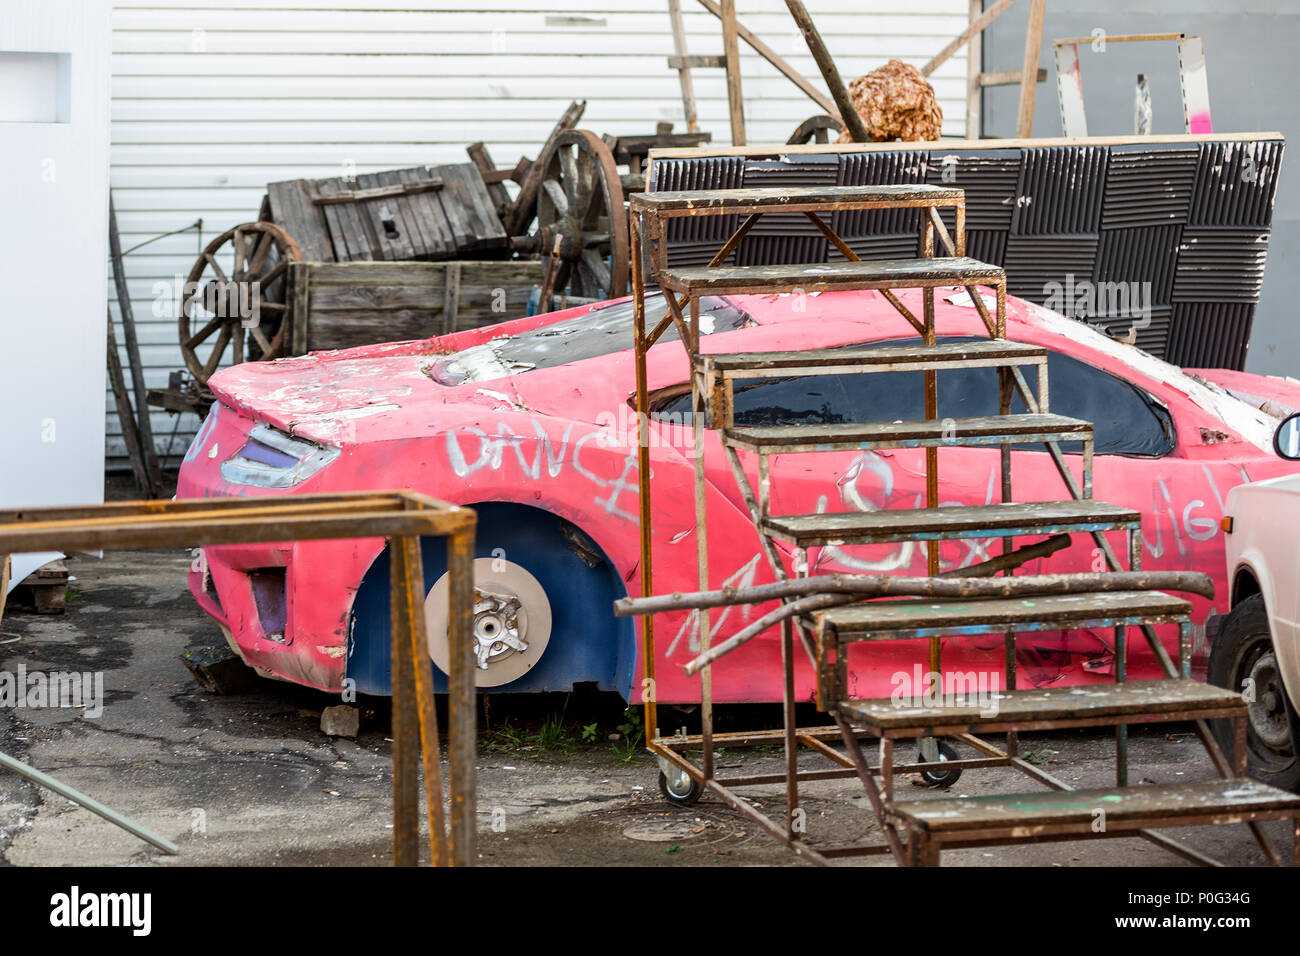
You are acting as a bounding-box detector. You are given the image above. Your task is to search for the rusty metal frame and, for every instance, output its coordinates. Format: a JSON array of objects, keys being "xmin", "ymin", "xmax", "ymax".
[
  {"xmin": 630, "ymin": 184, "xmax": 1015, "ymax": 863},
  {"xmin": 625, "ymin": 179, "xmax": 1292, "ymax": 869},
  {"xmin": 0, "ymin": 491, "xmax": 476, "ymax": 867}
]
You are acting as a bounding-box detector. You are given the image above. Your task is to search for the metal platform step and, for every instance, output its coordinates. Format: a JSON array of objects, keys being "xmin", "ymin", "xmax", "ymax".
[
  {"xmin": 815, "ymin": 590, "xmax": 1189, "ymax": 643},
  {"xmin": 763, "ymin": 499, "xmax": 1139, "ymax": 548},
  {"xmin": 724, "ymin": 413, "xmax": 1091, "ymax": 455},
  {"xmin": 659, "ymin": 256, "xmax": 1004, "ymax": 297},
  {"xmin": 889, "ymin": 778, "xmax": 1300, "ymax": 862},
  {"xmin": 699, "ymin": 339, "xmax": 1046, "ymax": 382},
  {"xmin": 835, "ymin": 678, "xmax": 1244, "ymax": 738}
]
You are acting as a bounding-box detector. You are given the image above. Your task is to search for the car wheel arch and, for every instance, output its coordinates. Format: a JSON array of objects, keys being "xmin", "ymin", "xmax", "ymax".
[
  {"xmin": 1232, "ymin": 564, "xmax": 1263, "ymax": 609},
  {"xmin": 344, "ymin": 500, "xmax": 636, "ymax": 699}
]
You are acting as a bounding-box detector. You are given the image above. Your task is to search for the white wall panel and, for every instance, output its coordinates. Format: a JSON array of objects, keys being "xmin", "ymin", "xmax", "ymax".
[{"xmin": 108, "ymin": 0, "xmax": 969, "ymax": 466}]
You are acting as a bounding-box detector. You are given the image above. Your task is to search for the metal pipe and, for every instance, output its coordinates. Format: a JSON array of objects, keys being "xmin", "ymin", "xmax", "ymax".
[
  {"xmin": 618, "ymin": 566, "xmax": 1212, "ymax": 618},
  {"xmin": 390, "ymin": 539, "xmax": 420, "ymax": 867},
  {"xmin": 0, "ymin": 750, "xmax": 179, "ymax": 855},
  {"xmin": 447, "ymin": 525, "xmax": 477, "ymax": 867}
]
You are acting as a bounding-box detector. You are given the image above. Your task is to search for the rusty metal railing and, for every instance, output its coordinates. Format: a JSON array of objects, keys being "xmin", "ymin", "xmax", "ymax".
[{"xmin": 0, "ymin": 491, "xmax": 476, "ymax": 867}]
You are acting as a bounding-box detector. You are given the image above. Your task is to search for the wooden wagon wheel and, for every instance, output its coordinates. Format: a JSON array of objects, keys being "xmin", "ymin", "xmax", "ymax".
[
  {"xmin": 534, "ymin": 129, "xmax": 629, "ymax": 302},
  {"xmin": 787, "ymin": 114, "xmax": 845, "ymax": 144},
  {"xmin": 178, "ymin": 221, "xmax": 301, "ymax": 385}
]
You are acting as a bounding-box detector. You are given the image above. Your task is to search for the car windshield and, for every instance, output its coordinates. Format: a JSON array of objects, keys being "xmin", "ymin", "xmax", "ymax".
[
  {"xmin": 652, "ymin": 335, "xmax": 1177, "ymax": 457},
  {"xmin": 429, "ymin": 293, "xmax": 751, "ymax": 385}
]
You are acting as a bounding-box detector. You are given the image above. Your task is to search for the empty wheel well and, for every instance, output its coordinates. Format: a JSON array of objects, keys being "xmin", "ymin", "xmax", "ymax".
[{"xmin": 1232, "ymin": 567, "xmax": 1262, "ymax": 608}]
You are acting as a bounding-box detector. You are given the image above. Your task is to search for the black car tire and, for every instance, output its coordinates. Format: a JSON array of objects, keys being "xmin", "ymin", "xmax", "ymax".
[{"xmin": 1208, "ymin": 594, "xmax": 1300, "ymax": 792}]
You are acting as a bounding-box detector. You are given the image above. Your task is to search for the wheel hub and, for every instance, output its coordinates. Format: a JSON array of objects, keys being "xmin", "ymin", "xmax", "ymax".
[
  {"xmin": 545, "ymin": 218, "xmax": 582, "ymax": 262},
  {"xmin": 1246, "ymin": 650, "xmax": 1292, "ymax": 750},
  {"xmin": 425, "ymin": 557, "xmax": 552, "ymax": 688},
  {"xmin": 201, "ymin": 278, "xmax": 253, "ymax": 320},
  {"xmin": 471, "ymin": 589, "xmax": 528, "ymax": 669}
]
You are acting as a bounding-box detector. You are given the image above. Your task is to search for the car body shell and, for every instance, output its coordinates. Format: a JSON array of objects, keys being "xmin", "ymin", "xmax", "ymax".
[{"xmin": 176, "ymin": 287, "xmax": 1300, "ymax": 702}]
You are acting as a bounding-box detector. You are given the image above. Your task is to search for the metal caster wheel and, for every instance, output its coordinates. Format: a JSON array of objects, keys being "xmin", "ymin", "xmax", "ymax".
[
  {"xmin": 917, "ymin": 739, "xmax": 962, "ymax": 788},
  {"xmin": 658, "ymin": 768, "xmax": 703, "ymax": 807}
]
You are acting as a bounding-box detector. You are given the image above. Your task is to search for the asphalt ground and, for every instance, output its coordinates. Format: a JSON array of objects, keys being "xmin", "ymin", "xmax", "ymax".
[{"xmin": 0, "ymin": 543, "xmax": 1288, "ymax": 868}]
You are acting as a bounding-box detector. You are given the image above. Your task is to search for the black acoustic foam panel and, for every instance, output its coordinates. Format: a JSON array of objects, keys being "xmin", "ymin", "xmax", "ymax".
[{"xmin": 649, "ymin": 137, "xmax": 1282, "ymax": 369}]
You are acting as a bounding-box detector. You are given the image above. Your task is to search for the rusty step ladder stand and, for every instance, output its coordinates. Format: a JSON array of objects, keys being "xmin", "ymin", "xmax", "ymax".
[{"xmin": 628, "ymin": 182, "xmax": 1300, "ymax": 866}]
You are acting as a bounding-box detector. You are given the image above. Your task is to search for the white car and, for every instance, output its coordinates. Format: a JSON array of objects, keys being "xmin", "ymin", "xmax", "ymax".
[{"xmin": 1216, "ymin": 413, "xmax": 1300, "ymax": 790}]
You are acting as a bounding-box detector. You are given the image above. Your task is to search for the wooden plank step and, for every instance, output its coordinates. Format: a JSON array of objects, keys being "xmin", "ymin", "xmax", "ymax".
[
  {"xmin": 701, "ymin": 339, "xmax": 1045, "ymax": 380},
  {"xmin": 816, "ymin": 590, "xmax": 1190, "ymax": 642},
  {"xmin": 890, "ymin": 778, "xmax": 1300, "ymax": 835},
  {"xmin": 724, "ymin": 413, "xmax": 1091, "ymax": 454},
  {"xmin": 836, "ymin": 678, "xmax": 1244, "ymax": 736},
  {"xmin": 763, "ymin": 499, "xmax": 1139, "ymax": 548},
  {"xmin": 631, "ymin": 183, "xmax": 964, "ymax": 214},
  {"xmin": 659, "ymin": 257, "xmax": 1004, "ymax": 296}
]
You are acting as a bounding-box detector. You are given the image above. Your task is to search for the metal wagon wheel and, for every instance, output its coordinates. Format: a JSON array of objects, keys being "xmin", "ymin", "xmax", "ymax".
[
  {"xmin": 534, "ymin": 129, "xmax": 629, "ymax": 302},
  {"xmin": 178, "ymin": 221, "xmax": 301, "ymax": 384}
]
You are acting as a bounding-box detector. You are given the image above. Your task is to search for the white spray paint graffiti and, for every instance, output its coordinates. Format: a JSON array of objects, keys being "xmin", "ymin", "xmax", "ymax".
[
  {"xmin": 445, "ymin": 421, "xmax": 639, "ymax": 521},
  {"xmin": 1143, "ymin": 472, "xmax": 1225, "ymax": 559},
  {"xmin": 667, "ymin": 553, "xmax": 763, "ymax": 658},
  {"xmin": 813, "ymin": 452, "xmax": 999, "ymax": 574},
  {"xmin": 815, "ymin": 453, "xmax": 919, "ymax": 573}
]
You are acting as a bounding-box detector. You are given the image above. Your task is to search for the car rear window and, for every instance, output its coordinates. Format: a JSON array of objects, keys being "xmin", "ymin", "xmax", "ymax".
[{"xmin": 429, "ymin": 293, "xmax": 751, "ymax": 385}]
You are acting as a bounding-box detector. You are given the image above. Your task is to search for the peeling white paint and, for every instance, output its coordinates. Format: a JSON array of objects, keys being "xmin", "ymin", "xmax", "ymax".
[{"xmin": 1026, "ymin": 302, "xmax": 1278, "ymax": 453}]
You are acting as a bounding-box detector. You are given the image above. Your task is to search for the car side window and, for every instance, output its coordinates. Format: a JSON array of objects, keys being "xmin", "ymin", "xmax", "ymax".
[{"xmin": 653, "ymin": 336, "xmax": 1176, "ymax": 457}]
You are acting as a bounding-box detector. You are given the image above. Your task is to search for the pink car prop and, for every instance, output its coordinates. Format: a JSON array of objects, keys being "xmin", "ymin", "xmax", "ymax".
[{"xmin": 176, "ymin": 288, "xmax": 1300, "ymax": 702}]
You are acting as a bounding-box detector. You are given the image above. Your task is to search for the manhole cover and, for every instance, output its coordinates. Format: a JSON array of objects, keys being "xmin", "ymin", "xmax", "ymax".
[{"xmin": 621, "ymin": 819, "xmax": 703, "ymax": 843}]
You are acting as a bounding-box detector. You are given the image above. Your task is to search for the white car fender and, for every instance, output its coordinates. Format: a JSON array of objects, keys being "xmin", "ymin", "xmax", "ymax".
[{"xmin": 1226, "ymin": 477, "xmax": 1300, "ymax": 710}]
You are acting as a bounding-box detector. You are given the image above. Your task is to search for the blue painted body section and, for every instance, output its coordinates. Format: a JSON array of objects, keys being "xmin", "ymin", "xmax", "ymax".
[{"xmin": 347, "ymin": 502, "xmax": 636, "ymax": 699}]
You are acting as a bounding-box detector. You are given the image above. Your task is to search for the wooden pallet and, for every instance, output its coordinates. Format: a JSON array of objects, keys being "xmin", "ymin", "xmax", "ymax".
[{"xmin": 3, "ymin": 559, "xmax": 69, "ymax": 615}]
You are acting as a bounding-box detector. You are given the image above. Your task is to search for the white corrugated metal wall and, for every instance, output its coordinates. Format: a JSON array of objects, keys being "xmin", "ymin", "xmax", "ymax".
[{"xmin": 108, "ymin": 0, "xmax": 969, "ymax": 468}]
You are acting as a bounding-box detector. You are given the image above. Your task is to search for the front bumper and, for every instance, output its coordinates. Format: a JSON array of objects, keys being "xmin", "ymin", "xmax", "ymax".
[{"xmin": 177, "ymin": 403, "xmax": 383, "ymax": 691}]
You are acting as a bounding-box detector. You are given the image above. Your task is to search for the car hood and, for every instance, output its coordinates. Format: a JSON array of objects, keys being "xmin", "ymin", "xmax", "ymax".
[
  {"xmin": 206, "ymin": 335, "xmax": 629, "ymax": 446},
  {"xmin": 208, "ymin": 341, "xmax": 450, "ymax": 444}
]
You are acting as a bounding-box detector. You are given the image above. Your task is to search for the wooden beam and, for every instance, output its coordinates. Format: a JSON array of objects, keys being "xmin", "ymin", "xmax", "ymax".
[
  {"xmin": 720, "ymin": 0, "xmax": 746, "ymax": 146},
  {"xmin": 981, "ymin": 68, "xmax": 1046, "ymax": 86},
  {"xmin": 694, "ymin": 0, "xmax": 838, "ymax": 117},
  {"xmin": 923, "ymin": 0, "xmax": 1015, "ymax": 77},
  {"xmin": 666, "ymin": 0, "xmax": 701, "ymax": 133},
  {"xmin": 966, "ymin": 0, "xmax": 984, "ymax": 138},
  {"xmin": 1054, "ymin": 32, "xmax": 1186, "ymax": 46},
  {"xmin": 108, "ymin": 194, "xmax": 163, "ymax": 498},
  {"xmin": 667, "ymin": 54, "xmax": 726, "ymax": 69},
  {"xmin": 0, "ymin": 555, "xmax": 10, "ymax": 627},
  {"xmin": 106, "ymin": 309, "xmax": 152, "ymax": 497},
  {"xmin": 1016, "ymin": 0, "xmax": 1047, "ymax": 138},
  {"xmin": 785, "ymin": 0, "xmax": 870, "ymax": 143},
  {"xmin": 646, "ymin": 130, "xmax": 1285, "ymax": 160}
]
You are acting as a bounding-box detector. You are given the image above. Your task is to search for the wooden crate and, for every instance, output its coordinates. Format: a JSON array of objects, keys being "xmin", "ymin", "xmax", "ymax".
[
  {"xmin": 267, "ymin": 164, "xmax": 507, "ymax": 263},
  {"xmin": 286, "ymin": 260, "xmax": 545, "ymax": 353}
]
